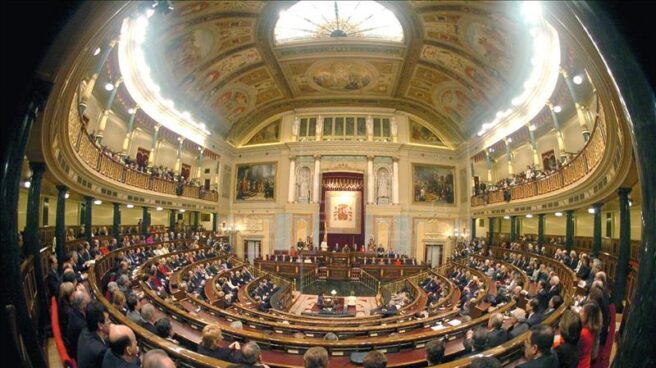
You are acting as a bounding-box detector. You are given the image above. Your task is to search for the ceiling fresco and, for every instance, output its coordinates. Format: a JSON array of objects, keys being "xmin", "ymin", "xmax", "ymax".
[{"xmin": 145, "ymin": 0, "xmax": 529, "ymax": 145}]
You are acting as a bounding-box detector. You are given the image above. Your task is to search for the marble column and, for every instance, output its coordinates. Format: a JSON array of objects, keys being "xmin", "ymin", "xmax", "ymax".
[
  {"xmin": 55, "ymin": 185, "xmax": 67, "ymax": 271},
  {"xmin": 142, "ymin": 206, "xmax": 150, "ymax": 235},
  {"xmin": 291, "ymin": 116, "xmax": 300, "ymax": 141},
  {"xmin": 174, "ymin": 138, "xmax": 184, "ymax": 174},
  {"xmin": 471, "ymin": 218, "xmax": 476, "ymax": 240},
  {"xmin": 367, "ymin": 155, "xmax": 374, "ymax": 204},
  {"xmin": 391, "ymin": 117, "xmax": 398, "ymax": 143},
  {"xmin": 485, "ymin": 150, "xmax": 493, "ymax": 182},
  {"xmin": 148, "ymin": 125, "xmax": 161, "ymax": 166},
  {"xmin": 565, "ymin": 210, "xmax": 575, "ymax": 252},
  {"xmin": 546, "ymin": 101, "xmax": 567, "ymax": 162},
  {"xmin": 193, "ymin": 211, "xmax": 199, "ymax": 231},
  {"xmin": 212, "ymin": 212, "xmax": 218, "ymax": 233},
  {"xmin": 392, "ymin": 157, "xmax": 399, "ymax": 205},
  {"xmin": 592, "ymin": 203, "xmax": 602, "ymax": 256},
  {"xmin": 313, "ymin": 155, "xmax": 321, "ymax": 204},
  {"xmin": 95, "ymin": 78, "xmax": 122, "ymax": 144},
  {"xmin": 196, "ymin": 148, "xmax": 204, "ymax": 179},
  {"xmin": 505, "ymin": 137, "xmax": 514, "ymax": 175},
  {"xmin": 112, "ymin": 203, "xmax": 121, "ymax": 240},
  {"xmin": 0, "ymin": 78, "xmax": 50, "ymax": 368},
  {"xmin": 83, "ymin": 196, "xmax": 93, "ymax": 241},
  {"xmin": 79, "ymin": 39, "xmax": 117, "ymax": 116},
  {"xmin": 614, "ymin": 188, "xmax": 632, "ymax": 312},
  {"xmin": 538, "ymin": 214, "xmax": 545, "ymax": 246},
  {"xmin": 510, "ymin": 216, "xmax": 517, "ymax": 242},
  {"xmin": 366, "ymin": 115, "xmax": 373, "ymax": 142},
  {"xmin": 169, "ymin": 209, "xmax": 177, "ymax": 233},
  {"xmin": 528, "ymin": 124, "xmax": 541, "ymax": 169},
  {"xmin": 561, "ymin": 68, "xmax": 591, "ymax": 141},
  {"xmin": 316, "ymin": 116, "xmax": 323, "ymax": 141},
  {"xmin": 25, "ymin": 162, "xmax": 48, "ymax": 335},
  {"xmin": 121, "ymin": 106, "xmax": 139, "ymax": 155},
  {"xmin": 488, "ymin": 217, "xmax": 495, "ymax": 248},
  {"xmin": 288, "ymin": 155, "xmax": 296, "ymax": 203}
]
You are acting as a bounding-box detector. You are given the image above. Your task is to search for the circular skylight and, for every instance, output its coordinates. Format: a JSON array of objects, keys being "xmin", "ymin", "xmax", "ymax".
[{"xmin": 275, "ymin": 1, "xmax": 404, "ymax": 45}]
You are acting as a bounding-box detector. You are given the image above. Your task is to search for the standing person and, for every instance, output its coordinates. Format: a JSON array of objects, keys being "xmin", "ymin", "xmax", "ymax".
[
  {"xmin": 518, "ymin": 325, "xmax": 558, "ymax": 368},
  {"xmin": 554, "ymin": 310, "xmax": 582, "ymax": 368},
  {"xmin": 578, "ymin": 303, "xmax": 602, "ymax": 368},
  {"xmin": 77, "ymin": 302, "xmax": 110, "ymax": 368}
]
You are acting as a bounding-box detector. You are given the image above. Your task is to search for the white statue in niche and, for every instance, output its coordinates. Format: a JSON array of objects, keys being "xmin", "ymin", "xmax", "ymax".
[
  {"xmin": 297, "ymin": 166, "xmax": 311, "ymax": 203},
  {"xmin": 376, "ymin": 167, "xmax": 390, "ymax": 204}
]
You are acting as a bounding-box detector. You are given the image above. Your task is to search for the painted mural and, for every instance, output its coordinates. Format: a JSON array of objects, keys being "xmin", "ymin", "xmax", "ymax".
[
  {"xmin": 235, "ymin": 163, "xmax": 276, "ymax": 201},
  {"xmin": 413, "ymin": 164, "xmax": 455, "ymax": 204},
  {"xmin": 198, "ymin": 47, "xmax": 262, "ymax": 94},
  {"xmin": 409, "ymin": 120, "xmax": 445, "ymax": 146},
  {"xmin": 308, "ymin": 61, "xmax": 375, "ymax": 92},
  {"xmin": 465, "ymin": 21, "xmax": 511, "ymax": 74},
  {"xmin": 245, "ymin": 120, "xmax": 280, "ymax": 145}
]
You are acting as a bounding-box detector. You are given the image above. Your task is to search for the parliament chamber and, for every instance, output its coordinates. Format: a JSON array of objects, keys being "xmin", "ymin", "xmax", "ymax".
[{"xmin": 1, "ymin": 1, "xmax": 655, "ymax": 368}]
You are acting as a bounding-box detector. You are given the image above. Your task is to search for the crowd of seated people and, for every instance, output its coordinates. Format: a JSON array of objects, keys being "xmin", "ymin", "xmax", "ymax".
[
  {"xmin": 371, "ymin": 289, "xmax": 411, "ymax": 317},
  {"xmin": 88, "ymin": 129, "xmax": 207, "ymax": 189},
  {"xmin": 248, "ymin": 277, "xmax": 278, "ymax": 312},
  {"xmin": 476, "ymin": 163, "xmax": 564, "ymax": 196},
  {"xmin": 180, "ymin": 255, "xmax": 230, "ymax": 300},
  {"xmin": 448, "ymin": 239, "xmax": 485, "ymax": 261},
  {"xmin": 419, "ymin": 274, "xmax": 449, "ymax": 309}
]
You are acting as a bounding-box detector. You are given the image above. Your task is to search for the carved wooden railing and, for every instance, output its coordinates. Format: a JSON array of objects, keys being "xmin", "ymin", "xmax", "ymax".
[
  {"xmin": 472, "ymin": 102, "xmax": 607, "ymax": 207},
  {"xmin": 69, "ymin": 103, "xmax": 218, "ymax": 202}
]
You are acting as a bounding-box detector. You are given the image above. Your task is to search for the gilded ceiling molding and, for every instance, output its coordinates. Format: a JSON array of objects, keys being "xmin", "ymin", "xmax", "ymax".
[{"xmin": 255, "ymin": 1, "xmax": 295, "ymax": 99}]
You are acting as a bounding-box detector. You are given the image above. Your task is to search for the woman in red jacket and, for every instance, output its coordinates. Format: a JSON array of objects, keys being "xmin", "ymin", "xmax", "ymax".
[{"xmin": 578, "ymin": 302, "xmax": 602, "ymax": 368}]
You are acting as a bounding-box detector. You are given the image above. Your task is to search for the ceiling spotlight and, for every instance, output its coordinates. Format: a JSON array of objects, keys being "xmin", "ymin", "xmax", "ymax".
[
  {"xmin": 511, "ymin": 97, "xmax": 522, "ymax": 106},
  {"xmin": 65, "ymin": 192, "xmax": 70, "ymax": 199},
  {"xmin": 526, "ymin": 214, "xmax": 533, "ymax": 218},
  {"xmin": 94, "ymin": 199, "xmax": 102, "ymax": 205},
  {"xmin": 128, "ymin": 108, "xmax": 136, "ymax": 114},
  {"xmin": 488, "ymin": 148, "xmax": 495, "ymax": 153},
  {"xmin": 528, "ymin": 124, "xmax": 537, "ymax": 131},
  {"xmin": 146, "ymin": 8, "xmax": 155, "ymax": 18},
  {"xmin": 104, "ymin": 83, "xmax": 114, "ymax": 91},
  {"xmin": 507, "ymin": 137, "xmax": 513, "ymax": 143},
  {"xmin": 23, "ymin": 181, "xmax": 31, "ymax": 189},
  {"xmin": 554, "ymin": 212, "xmax": 563, "ymax": 217},
  {"xmin": 553, "ymin": 105, "xmax": 562, "ymax": 113},
  {"xmin": 199, "ymin": 123, "xmax": 206, "ymax": 130},
  {"xmin": 588, "ymin": 207, "xmax": 596, "ymax": 214},
  {"xmin": 573, "ymin": 75, "xmax": 584, "ymax": 85},
  {"xmin": 127, "ymin": 204, "xmax": 134, "ymax": 209},
  {"xmin": 628, "ymin": 200, "xmax": 633, "ymax": 207},
  {"xmin": 93, "ymin": 47, "xmax": 101, "ymax": 56},
  {"xmin": 503, "ymin": 215, "xmax": 510, "ymax": 220},
  {"xmin": 179, "ymin": 209, "xmax": 186, "ymax": 213},
  {"xmin": 156, "ymin": 206, "xmax": 163, "ymax": 211}
]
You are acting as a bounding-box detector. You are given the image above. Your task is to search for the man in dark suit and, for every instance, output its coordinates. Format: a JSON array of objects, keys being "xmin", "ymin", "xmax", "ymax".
[
  {"xmin": 535, "ymin": 280, "xmax": 550, "ymax": 313},
  {"xmin": 77, "ymin": 301, "xmax": 110, "ymax": 368},
  {"xmin": 507, "ymin": 308, "xmax": 529, "ymax": 339},
  {"xmin": 102, "ymin": 324, "xmax": 140, "ymax": 368},
  {"xmin": 46, "ymin": 255, "xmax": 61, "ymax": 299},
  {"xmin": 547, "ymin": 276, "xmax": 561, "ymax": 301},
  {"xmin": 517, "ymin": 325, "xmax": 559, "ymax": 367},
  {"xmin": 461, "ymin": 326, "xmax": 489, "ymax": 357},
  {"xmin": 525, "ymin": 299, "xmax": 544, "ymax": 327},
  {"xmin": 139, "ymin": 303, "xmax": 158, "ymax": 334},
  {"xmin": 66, "ymin": 290, "xmax": 90, "ymax": 359},
  {"xmin": 486, "ymin": 313, "xmax": 508, "ymax": 348}
]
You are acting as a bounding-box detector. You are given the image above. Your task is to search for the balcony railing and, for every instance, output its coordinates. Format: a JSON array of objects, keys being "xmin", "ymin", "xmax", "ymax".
[
  {"xmin": 74, "ymin": 132, "xmax": 218, "ymax": 202},
  {"xmin": 471, "ymin": 113, "xmax": 606, "ymax": 207}
]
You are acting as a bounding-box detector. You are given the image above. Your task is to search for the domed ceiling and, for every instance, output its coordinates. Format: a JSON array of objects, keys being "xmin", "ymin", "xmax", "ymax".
[{"xmin": 141, "ymin": 1, "xmax": 532, "ymax": 146}]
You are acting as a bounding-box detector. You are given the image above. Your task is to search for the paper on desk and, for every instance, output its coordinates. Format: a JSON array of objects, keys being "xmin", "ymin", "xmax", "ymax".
[{"xmin": 447, "ymin": 319, "xmax": 462, "ymax": 326}]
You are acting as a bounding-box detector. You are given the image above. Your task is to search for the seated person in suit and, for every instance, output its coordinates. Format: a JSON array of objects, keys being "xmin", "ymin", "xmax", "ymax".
[
  {"xmin": 517, "ymin": 325, "xmax": 558, "ymax": 368},
  {"xmin": 346, "ymin": 291, "xmax": 357, "ymax": 307},
  {"xmin": 316, "ymin": 291, "xmax": 326, "ymax": 309},
  {"xmin": 525, "ymin": 298, "xmax": 544, "ymax": 327},
  {"xmin": 486, "ymin": 313, "xmax": 508, "ymax": 348},
  {"xmin": 462, "ymin": 326, "xmax": 489, "ymax": 357},
  {"xmin": 197, "ymin": 324, "xmax": 243, "ymax": 363},
  {"xmin": 507, "ymin": 308, "xmax": 529, "ymax": 339},
  {"xmin": 102, "ymin": 324, "xmax": 139, "ymax": 368},
  {"xmin": 138, "ymin": 303, "xmax": 157, "ymax": 334}
]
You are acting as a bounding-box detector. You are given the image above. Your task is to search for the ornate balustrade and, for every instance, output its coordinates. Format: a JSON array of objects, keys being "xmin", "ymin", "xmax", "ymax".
[
  {"xmin": 71, "ymin": 129, "xmax": 218, "ymax": 202},
  {"xmin": 472, "ymin": 111, "xmax": 607, "ymax": 207}
]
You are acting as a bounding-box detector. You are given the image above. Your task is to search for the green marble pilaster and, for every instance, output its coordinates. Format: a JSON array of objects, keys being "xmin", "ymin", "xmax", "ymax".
[
  {"xmin": 170, "ymin": 209, "xmax": 177, "ymax": 233},
  {"xmin": 488, "ymin": 217, "xmax": 495, "ymax": 248},
  {"xmin": 471, "ymin": 218, "xmax": 476, "ymax": 240},
  {"xmin": 112, "ymin": 203, "xmax": 120, "ymax": 240},
  {"xmin": 538, "ymin": 214, "xmax": 545, "ymax": 246},
  {"xmin": 213, "ymin": 212, "xmax": 218, "ymax": 232},
  {"xmin": 83, "ymin": 196, "xmax": 93, "ymax": 241},
  {"xmin": 142, "ymin": 207, "xmax": 150, "ymax": 235},
  {"xmin": 25, "ymin": 162, "xmax": 48, "ymax": 336},
  {"xmin": 592, "ymin": 203, "xmax": 602, "ymax": 256},
  {"xmin": 55, "ymin": 185, "xmax": 67, "ymax": 271},
  {"xmin": 193, "ymin": 211, "xmax": 200, "ymax": 231},
  {"xmin": 614, "ymin": 188, "xmax": 631, "ymax": 312},
  {"xmin": 510, "ymin": 216, "xmax": 517, "ymax": 242},
  {"xmin": 565, "ymin": 210, "xmax": 575, "ymax": 252}
]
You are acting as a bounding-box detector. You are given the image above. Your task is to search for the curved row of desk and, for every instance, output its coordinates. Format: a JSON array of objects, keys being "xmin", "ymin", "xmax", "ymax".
[{"xmin": 89, "ymin": 243, "xmax": 575, "ymax": 367}]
